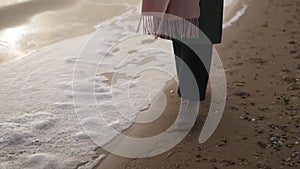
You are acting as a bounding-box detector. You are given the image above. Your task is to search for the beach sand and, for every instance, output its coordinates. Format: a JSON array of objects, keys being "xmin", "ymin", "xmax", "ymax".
[{"xmin": 95, "ymin": 0, "xmax": 300, "ymax": 168}]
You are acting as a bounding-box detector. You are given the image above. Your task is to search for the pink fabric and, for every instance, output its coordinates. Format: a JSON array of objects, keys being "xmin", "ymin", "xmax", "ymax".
[
  {"xmin": 142, "ymin": 0, "xmax": 200, "ymax": 19},
  {"xmin": 139, "ymin": 0, "xmax": 201, "ymax": 39}
]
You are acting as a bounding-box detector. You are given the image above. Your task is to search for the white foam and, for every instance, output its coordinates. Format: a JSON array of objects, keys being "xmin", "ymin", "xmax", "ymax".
[
  {"xmin": 0, "ymin": 124, "xmax": 33, "ymax": 146},
  {"xmin": 225, "ymin": 0, "xmax": 234, "ymax": 7},
  {"xmin": 0, "ymin": 0, "xmax": 29, "ymax": 8},
  {"xmin": 0, "ymin": 2, "xmax": 142, "ymax": 168},
  {"xmin": 23, "ymin": 153, "xmax": 60, "ymax": 169},
  {"xmin": 223, "ymin": 4, "xmax": 248, "ymax": 29}
]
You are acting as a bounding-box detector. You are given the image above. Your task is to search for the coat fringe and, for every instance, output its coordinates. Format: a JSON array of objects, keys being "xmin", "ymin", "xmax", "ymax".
[{"xmin": 137, "ymin": 14, "xmax": 200, "ymax": 40}]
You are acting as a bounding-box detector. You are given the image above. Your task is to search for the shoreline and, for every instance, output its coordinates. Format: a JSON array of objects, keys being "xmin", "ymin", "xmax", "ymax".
[
  {"xmin": 0, "ymin": 1, "xmax": 249, "ymax": 168},
  {"xmin": 94, "ymin": 0, "xmax": 245, "ymax": 168},
  {"xmin": 95, "ymin": 0, "xmax": 300, "ymax": 168}
]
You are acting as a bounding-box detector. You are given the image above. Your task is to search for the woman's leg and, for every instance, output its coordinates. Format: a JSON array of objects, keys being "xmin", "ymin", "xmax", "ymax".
[{"xmin": 172, "ymin": 39, "xmax": 213, "ymax": 101}]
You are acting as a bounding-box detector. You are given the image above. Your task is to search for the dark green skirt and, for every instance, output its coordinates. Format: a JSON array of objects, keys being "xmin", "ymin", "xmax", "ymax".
[
  {"xmin": 198, "ymin": 0, "xmax": 224, "ymax": 44},
  {"xmin": 172, "ymin": 0, "xmax": 224, "ymax": 100}
]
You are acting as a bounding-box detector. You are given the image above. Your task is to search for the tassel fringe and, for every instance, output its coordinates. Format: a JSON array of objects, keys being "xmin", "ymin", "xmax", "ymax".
[{"xmin": 137, "ymin": 14, "xmax": 200, "ymax": 40}]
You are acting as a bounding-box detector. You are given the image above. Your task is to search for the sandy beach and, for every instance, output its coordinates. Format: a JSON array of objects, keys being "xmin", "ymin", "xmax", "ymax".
[
  {"xmin": 96, "ymin": 0, "xmax": 300, "ymax": 168},
  {"xmin": 0, "ymin": 0, "xmax": 299, "ymax": 168}
]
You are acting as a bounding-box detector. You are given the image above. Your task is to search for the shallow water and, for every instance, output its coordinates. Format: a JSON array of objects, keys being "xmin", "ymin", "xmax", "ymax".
[{"xmin": 0, "ymin": 0, "xmax": 138, "ymax": 63}]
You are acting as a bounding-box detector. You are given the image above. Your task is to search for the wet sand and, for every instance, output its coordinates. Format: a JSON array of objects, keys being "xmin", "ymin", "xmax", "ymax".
[
  {"xmin": 95, "ymin": 0, "xmax": 300, "ymax": 168},
  {"xmin": 0, "ymin": 0, "xmax": 139, "ymax": 63}
]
